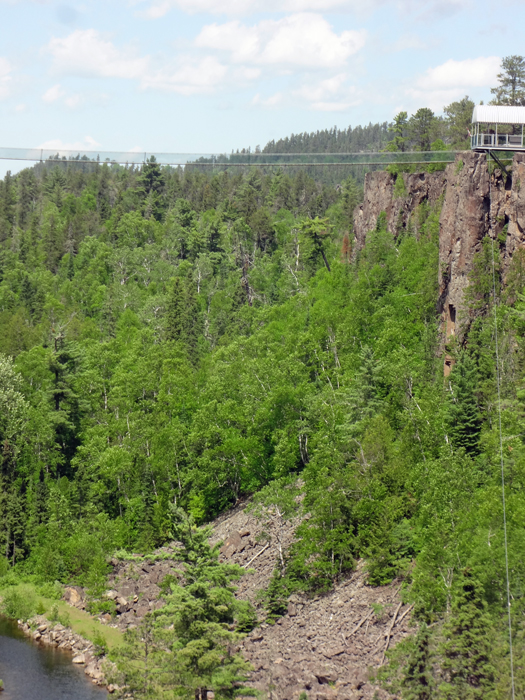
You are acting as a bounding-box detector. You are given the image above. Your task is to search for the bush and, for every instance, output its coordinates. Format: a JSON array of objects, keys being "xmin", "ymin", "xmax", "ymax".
[
  {"xmin": 49, "ymin": 603, "xmax": 71, "ymax": 627},
  {"xmin": 91, "ymin": 628, "xmax": 109, "ymax": 657},
  {"xmin": 1, "ymin": 586, "xmax": 36, "ymax": 621},
  {"xmin": 36, "ymin": 581, "xmax": 63, "ymax": 600}
]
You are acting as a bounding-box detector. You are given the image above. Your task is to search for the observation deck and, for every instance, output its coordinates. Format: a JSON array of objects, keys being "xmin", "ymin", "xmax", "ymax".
[{"xmin": 471, "ymin": 104, "xmax": 525, "ymax": 151}]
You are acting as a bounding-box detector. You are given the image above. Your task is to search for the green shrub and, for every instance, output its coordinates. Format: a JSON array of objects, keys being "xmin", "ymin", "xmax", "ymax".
[
  {"xmin": 1, "ymin": 586, "xmax": 36, "ymax": 621},
  {"xmin": 91, "ymin": 628, "xmax": 109, "ymax": 657},
  {"xmin": 49, "ymin": 603, "xmax": 71, "ymax": 627},
  {"xmin": 36, "ymin": 581, "xmax": 63, "ymax": 600},
  {"xmin": 394, "ymin": 175, "xmax": 407, "ymax": 198}
]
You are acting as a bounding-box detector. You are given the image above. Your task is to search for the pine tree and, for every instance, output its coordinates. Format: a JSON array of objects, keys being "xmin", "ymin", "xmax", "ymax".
[
  {"xmin": 137, "ymin": 157, "xmax": 165, "ymax": 221},
  {"xmin": 387, "ymin": 111, "xmax": 408, "ymax": 152},
  {"xmin": 154, "ymin": 507, "xmax": 254, "ymax": 700},
  {"xmin": 402, "ymin": 623, "xmax": 433, "ymax": 700},
  {"xmin": 438, "ymin": 569, "xmax": 495, "ymax": 699},
  {"xmin": 490, "ymin": 55, "xmax": 525, "ymax": 106},
  {"xmin": 111, "ymin": 614, "xmax": 166, "ymax": 699},
  {"xmin": 408, "ymin": 109, "xmax": 436, "ymax": 151},
  {"xmin": 447, "ymin": 353, "xmax": 481, "ymax": 455}
]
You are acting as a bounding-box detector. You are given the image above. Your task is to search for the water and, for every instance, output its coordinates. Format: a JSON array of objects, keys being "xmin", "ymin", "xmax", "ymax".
[{"xmin": 0, "ymin": 616, "xmax": 108, "ymax": 700}]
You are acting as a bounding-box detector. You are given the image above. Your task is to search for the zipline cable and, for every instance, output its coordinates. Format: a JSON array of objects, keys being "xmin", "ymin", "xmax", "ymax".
[{"xmin": 488, "ymin": 152, "xmax": 516, "ymax": 699}]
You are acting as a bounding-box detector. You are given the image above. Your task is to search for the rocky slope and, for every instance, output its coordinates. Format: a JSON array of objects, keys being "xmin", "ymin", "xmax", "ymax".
[
  {"xmin": 353, "ymin": 151, "xmax": 525, "ymax": 354},
  {"xmin": 64, "ymin": 501, "xmax": 412, "ymax": 700}
]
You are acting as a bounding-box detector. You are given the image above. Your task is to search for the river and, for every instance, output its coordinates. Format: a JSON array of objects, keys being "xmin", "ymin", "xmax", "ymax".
[{"xmin": 0, "ymin": 616, "xmax": 108, "ymax": 700}]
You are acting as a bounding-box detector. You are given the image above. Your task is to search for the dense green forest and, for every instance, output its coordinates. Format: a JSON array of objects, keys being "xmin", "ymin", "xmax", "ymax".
[{"xmin": 2, "ymin": 66, "xmax": 525, "ymax": 696}]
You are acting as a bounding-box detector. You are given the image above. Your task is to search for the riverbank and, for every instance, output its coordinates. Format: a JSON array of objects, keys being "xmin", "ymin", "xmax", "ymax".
[
  {"xmin": 17, "ymin": 615, "xmax": 115, "ymax": 690},
  {"xmin": 0, "ymin": 616, "xmax": 109, "ymax": 700},
  {"xmin": 0, "ymin": 586, "xmax": 123, "ymax": 693}
]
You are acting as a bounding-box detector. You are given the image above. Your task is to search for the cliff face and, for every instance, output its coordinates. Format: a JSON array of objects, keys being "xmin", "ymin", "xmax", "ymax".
[
  {"xmin": 353, "ymin": 152, "xmax": 525, "ymax": 355},
  {"xmin": 353, "ymin": 169, "xmax": 446, "ymax": 251}
]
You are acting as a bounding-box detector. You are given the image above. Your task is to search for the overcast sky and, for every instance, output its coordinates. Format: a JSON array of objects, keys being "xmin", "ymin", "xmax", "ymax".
[{"xmin": 0, "ymin": 0, "xmax": 524, "ymax": 175}]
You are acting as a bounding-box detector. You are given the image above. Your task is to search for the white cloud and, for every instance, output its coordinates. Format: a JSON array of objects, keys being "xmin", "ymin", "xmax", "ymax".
[
  {"xmin": 0, "ymin": 57, "xmax": 13, "ymax": 99},
  {"xmin": 196, "ymin": 14, "xmax": 366, "ymax": 69},
  {"xmin": 37, "ymin": 136, "xmax": 101, "ymax": 152},
  {"xmin": 46, "ymin": 29, "xmax": 150, "ymax": 79},
  {"xmin": 406, "ymin": 56, "xmax": 500, "ymax": 111},
  {"xmin": 416, "ymin": 55, "xmax": 500, "ymax": 90},
  {"xmin": 44, "ymin": 30, "xmax": 230, "ymax": 95},
  {"xmin": 42, "ymin": 83, "xmax": 65, "ymax": 102},
  {"xmin": 293, "ymin": 73, "xmax": 361, "ymax": 111},
  {"xmin": 141, "ymin": 56, "xmax": 227, "ymax": 94}
]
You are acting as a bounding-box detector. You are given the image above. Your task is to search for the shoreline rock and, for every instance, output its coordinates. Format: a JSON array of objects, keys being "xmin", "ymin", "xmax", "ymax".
[{"xmin": 17, "ymin": 615, "xmax": 115, "ymax": 692}]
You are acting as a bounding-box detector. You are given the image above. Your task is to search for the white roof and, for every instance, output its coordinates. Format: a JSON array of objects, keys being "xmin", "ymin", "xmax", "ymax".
[{"xmin": 472, "ymin": 104, "xmax": 525, "ymax": 125}]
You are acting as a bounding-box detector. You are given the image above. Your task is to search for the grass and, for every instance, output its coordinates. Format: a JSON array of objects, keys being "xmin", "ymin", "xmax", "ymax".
[{"xmin": 0, "ymin": 584, "xmax": 124, "ymax": 650}]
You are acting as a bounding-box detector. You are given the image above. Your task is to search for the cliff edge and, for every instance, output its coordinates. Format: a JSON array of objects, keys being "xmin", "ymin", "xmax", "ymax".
[{"xmin": 353, "ymin": 151, "xmax": 525, "ymax": 353}]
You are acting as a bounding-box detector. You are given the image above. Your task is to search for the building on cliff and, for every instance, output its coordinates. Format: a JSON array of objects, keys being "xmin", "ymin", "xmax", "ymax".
[{"xmin": 471, "ymin": 105, "xmax": 525, "ymax": 152}]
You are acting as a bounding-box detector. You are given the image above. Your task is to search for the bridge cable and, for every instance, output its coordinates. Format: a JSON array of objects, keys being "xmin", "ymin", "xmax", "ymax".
[{"xmin": 488, "ymin": 152, "xmax": 516, "ymax": 699}]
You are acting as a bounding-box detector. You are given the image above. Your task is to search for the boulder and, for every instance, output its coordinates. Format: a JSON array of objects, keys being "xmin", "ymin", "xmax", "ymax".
[
  {"xmin": 314, "ymin": 669, "xmax": 338, "ymax": 685},
  {"xmin": 220, "ymin": 530, "xmax": 242, "ymax": 557},
  {"xmin": 322, "ymin": 645, "xmax": 346, "ymax": 659},
  {"xmin": 64, "ymin": 586, "xmax": 84, "ymax": 607},
  {"xmin": 72, "ymin": 654, "xmax": 86, "ymax": 664}
]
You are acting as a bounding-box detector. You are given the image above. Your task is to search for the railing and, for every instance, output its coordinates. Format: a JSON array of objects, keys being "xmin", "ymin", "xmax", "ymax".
[
  {"xmin": 471, "ymin": 133, "xmax": 524, "ymax": 149},
  {"xmin": 0, "ymin": 146, "xmax": 458, "ymax": 167}
]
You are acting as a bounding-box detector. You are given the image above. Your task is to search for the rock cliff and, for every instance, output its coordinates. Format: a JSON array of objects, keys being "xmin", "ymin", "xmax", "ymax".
[{"xmin": 353, "ymin": 152, "xmax": 525, "ymax": 362}]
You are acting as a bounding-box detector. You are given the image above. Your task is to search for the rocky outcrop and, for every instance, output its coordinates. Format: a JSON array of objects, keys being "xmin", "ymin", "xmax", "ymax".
[
  {"xmin": 353, "ymin": 152, "xmax": 525, "ymax": 363},
  {"xmin": 353, "ymin": 169, "xmax": 447, "ymax": 250},
  {"xmin": 88, "ymin": 502, "xmax": 407, "ymax": 700}
]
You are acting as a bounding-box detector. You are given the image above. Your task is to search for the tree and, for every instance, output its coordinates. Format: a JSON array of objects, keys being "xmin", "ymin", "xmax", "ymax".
[
  {"xmin": 402, "ymin": 623, "xmax": 433, "ymax": 700},
  {"xmin": 444, "ymin": 96, "xmax": 475, "ymax": 147},
  {"xmin": 387, "ymin": 111, "xmax": 408, "ymax": 152},
  {"xmin": 299, "ymin": 217, "xmax": 332, "ymax": 272},
  {"xmin": 447, "ymin": 353, "xmax": 481, "ymax": 455},
  {"xmin": 438, "ymin": 569, "xmax": 495, "ymax": 699},
  {"xmin": 491, "ymin": 55, "xmax": 525, "ymax": 106},
  {"xmin": 408, "ymin": 109, "xmax": 436, "ymax": 151},
  {"xmin": 111, "ymin": 614, "xmax": 167, "ymax": 699},
  {"xmin": 165, "ymin": 276, "xmax": 200, "ymax": 359},
  {"xmin": 137, "ymin": 157, "xmax": 166, "ymax": 221},
  {"xmin": 0, "ymin": 355, "xmax": 29, "ymax": 566},
  {"xmin": 155, "ymin": 507, "xmax": 254, "ymax": 700}
]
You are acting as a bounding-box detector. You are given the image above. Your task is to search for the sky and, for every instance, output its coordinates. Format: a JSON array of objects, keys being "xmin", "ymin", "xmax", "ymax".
[{"xmin": 0, "ymin": 0, "xmax": 524, "ymax": 176}]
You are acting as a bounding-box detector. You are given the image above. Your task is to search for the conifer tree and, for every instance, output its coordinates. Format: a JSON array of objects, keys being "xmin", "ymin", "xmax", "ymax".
[
  {"xmin": 154, "ymin": 507, "xmax": 254, "ymax": 700},
  {"xmin": 438, "ymin": 569, "xmax": 495, "ymax": 699},
  {"xmin": 402, "ymin": 623, "xmax": 433, "ymax": 700},
  {"xmin": 447, "ymin": 354, "xmax": 481, "ymax": 455},
  {"xmin": 490, "ymin": 55, "xmax": 525, "ymax": 106}
]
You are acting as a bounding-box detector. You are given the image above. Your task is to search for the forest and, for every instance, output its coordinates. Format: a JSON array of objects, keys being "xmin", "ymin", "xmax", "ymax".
[{"xmin": 2, "ymin": 64, "xmax": 525, "ymax": 699}]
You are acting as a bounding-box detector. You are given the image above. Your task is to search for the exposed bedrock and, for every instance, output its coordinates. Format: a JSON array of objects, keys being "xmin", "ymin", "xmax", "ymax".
[{"xmin": 353, "ymin": 151, "xmax": 525, "ymax": 351}]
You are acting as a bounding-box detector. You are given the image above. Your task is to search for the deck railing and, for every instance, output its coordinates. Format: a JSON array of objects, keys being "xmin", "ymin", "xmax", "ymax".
[{"xmin": 471, "ymin": 133, "xmax": 524, "ymax": 149}]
